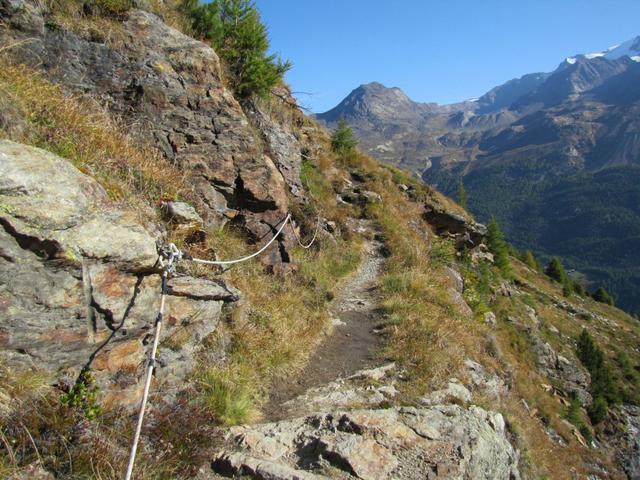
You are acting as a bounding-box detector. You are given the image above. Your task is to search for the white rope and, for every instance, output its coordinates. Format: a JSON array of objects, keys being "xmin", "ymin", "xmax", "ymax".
[
  {"xmin": 188, "ymin": 214, "xmax": 291, "ymax": 266},
  {"xmin": 124, "ymin": 211, "xmax": 317, "ymax": 477},
  {"xmin": 289, "ymin": 213, "xmax": 321, "ymax": 249},
  {"xmin": 124, "ymin": 253, "xmax": 174, "ymax": 480}
]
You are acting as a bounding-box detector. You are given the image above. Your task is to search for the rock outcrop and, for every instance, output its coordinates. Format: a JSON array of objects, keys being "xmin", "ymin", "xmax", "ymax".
[
  {"xmin": 0, "ymin": 3, "xmax": 303, "ymax": 264},
  {"xmin": 422, "ymin": 205, "xmax": 487, "ymax": 249},
  {"xmin": 204, "ymin": 406, "xmax": 520, "ymax": 480},
  {"xmin": 529, "ymin": 331, "xmax": 592, "ymax": 406},
  {"xmin": 0, "ymin": 141, "xmax": 238, "ymax": 407}
]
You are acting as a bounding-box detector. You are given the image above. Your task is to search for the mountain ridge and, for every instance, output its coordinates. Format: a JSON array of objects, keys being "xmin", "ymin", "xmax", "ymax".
[{"xmin": 317, "ymin": 35, "xmax": 640, "ymax": 314}]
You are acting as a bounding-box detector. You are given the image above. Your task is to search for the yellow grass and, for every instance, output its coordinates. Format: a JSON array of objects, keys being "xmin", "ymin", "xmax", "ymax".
[{"xmin": 0, "ymin": 60, "xmax": 186, "ymax": 209}]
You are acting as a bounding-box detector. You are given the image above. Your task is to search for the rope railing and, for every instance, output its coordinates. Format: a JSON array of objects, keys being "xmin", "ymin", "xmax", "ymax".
[
  {"xmin": 124, "ymin": 210, "xmax": 321, "ymax": 479},
  {"xmin": 289, "ymin": 213, "xmax": 321, "ymax": 249},
  {"xmin": 124, "ymin": 244, "xmax": 180, "ymax": 480},
  {"xmin": 187, "ymin": 214, "xmax": 291, "ymax": 266}
]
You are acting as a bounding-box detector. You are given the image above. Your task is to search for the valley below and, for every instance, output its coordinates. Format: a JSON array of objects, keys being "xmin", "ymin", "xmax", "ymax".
[{"xmin": 318, "ymin": 40, "xmax": 640, "ymax": 315}]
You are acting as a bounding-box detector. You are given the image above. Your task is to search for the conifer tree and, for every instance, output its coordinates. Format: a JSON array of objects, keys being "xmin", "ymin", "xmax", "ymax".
[
  {"xmin": 573, "ymin": 281, "xmax": 586, "ymax": 297},
  {"xmin": 457, "ymin": 181, "xmax": 468, "ymax": 210},
  {"xmin": 576, "ymin": 328, "xmax": 620, "ymax": 423},
  {"xmin": 331, "ymin": 120, "xmax": 357, "ymax": 155},
  {"xmin": 185, "ymin": 0, "xmax": 291, "ymax": 98},
  {"xmin": 545, "ymin": 257, "xmax": 567, "ymax": 283},
  {"xmin": 592, "ymin": 287, "xmax": 614, "ymax": 306},
  {"xmin": 522, "ymin": 250, "xmax": 540, "ymax": 270},
  {"xmin": 486, "ymin": 217, "xmax": 511, "ymax": 276}
]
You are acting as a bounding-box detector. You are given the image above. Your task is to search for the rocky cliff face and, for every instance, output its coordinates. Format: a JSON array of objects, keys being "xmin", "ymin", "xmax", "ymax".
[
  {"xmin": 0, "ymin": 140, "xmax": 239, "ymax": 407},
  {"xmin": 1, "ymin": 1, "xmax": 305, "ymax": 264}
]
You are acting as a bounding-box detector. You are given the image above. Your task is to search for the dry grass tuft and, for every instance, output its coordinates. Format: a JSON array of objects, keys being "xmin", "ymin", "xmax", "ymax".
[
  {"xmin": 183, "ymin": 224, "xmax": 362, "ymax": 424},
  {"xmin": 43, "ymin": 0, "xmax": 132, "ymax": 47},
  {"xmin": 0, "ymin": 59, "xmax": 186, "ymax": 209},
  {"xmin": 369, "ymin": 200, "xmax": 481, "ymax": 391}
]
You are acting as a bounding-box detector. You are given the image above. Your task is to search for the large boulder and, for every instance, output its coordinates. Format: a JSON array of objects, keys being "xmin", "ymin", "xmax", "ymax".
[
  {"xmin": 0, "ymin": 141, "xmax": 238, "ymax": 407},
  {"xmin": 422, "ymin": 206, "xmax": 487, "ymax": 249},
  {"xmin": 206, "ymin": 406, "xmax": 521, "ymax": 480},
  {"xmin": 0, "ymin": 140, "xmax": 157, "ymax": 271}
]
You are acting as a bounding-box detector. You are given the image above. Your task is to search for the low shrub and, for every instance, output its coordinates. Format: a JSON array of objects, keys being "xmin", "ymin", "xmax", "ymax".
[
  {"xmin": 592, "ymin": 287, "xmax": 614, "ymax": 306},
  {"xmin": 576, "ymin": 328, "xmax": 620, "ymax": 423}
]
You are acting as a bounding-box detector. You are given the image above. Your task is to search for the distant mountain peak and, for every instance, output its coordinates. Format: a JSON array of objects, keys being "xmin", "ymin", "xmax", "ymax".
[
  {"xmin": 317, "ymin": 82, "xmax": 426, "ymax": 125},
  {"xmin": 352, "ymin": 82, "xmax": 411, "ymax": 101},
  {"xmin": 564, "ymin": 34, "xmax": 640, "ymax": 65}
]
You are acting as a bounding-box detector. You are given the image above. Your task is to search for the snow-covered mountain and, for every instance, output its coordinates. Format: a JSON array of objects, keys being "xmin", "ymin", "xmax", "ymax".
[{"xmin": 565, "ymin": 35, "xmax": 640, "ymax": 65}]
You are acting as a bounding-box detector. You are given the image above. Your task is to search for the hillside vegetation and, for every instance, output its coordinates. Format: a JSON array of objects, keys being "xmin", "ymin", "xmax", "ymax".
[
  {"xmin": 319, "ymin": 67, "xmax": 640, "ymax": 316},
  {"xmin": 0, "ymin": 2, "xmax": 639, "ymax": 480}
]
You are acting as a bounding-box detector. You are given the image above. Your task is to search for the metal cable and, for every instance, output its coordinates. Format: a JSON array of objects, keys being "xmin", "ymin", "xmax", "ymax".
[{"xmin": 124, "ymin": 210, "xmax": 319, "ymax": 478}]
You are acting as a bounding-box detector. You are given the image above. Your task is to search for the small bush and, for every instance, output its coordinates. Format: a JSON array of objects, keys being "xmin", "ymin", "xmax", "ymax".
[
  {"xmin": 331, "ymin": 119, "xmax": 358, "ymax": 156},
  {"xmin": 544, "ymin": 257, "xmax": 576, "ymax": 296},
  {"xmin": 588, "ymin": 396, "xmax": 609, "ymax": 425},
  {"xmin": 576, "ymin": 328, "xmax": 620, "ymax": 423},
  {"xmin": 545, "ymin": 257, "xmax": 567, "ymax": 283},
  {"xmin": 573, "ymin": 281, "xmax": 586, "ymax": 297},
  {"xmin": 521, "ymin": 250, "xmax": 540, "ymax": 270},
  {"xmin": 60, "ymin": 368, "xmax": 101, "ymax": 420},
  {"xmin": 592, "ymin": 287, "xmax": 614, "ymax": 306},
  {"xmin": 615, "ymin": 350, "xmax": 639, "ymax": 383}
]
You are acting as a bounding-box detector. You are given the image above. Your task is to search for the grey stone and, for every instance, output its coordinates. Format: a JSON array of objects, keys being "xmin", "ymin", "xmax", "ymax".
[
  {"xmin": 444, "ymin": 266, "xmax": 464, "ymax": 293},
  {"xmin": 348, "ymin": 363, "xmax": 395, "ymax": 382},
  {"xmin": 484, "ymin": 311, "xmax": 498, "ymax": 327},
  {"xmin": 0, "ymin": 141, "xmax": 157, "ymax": 272},
  {"xmin": 421, "ymin": 380, "xmax": 472, "ymax": 406},
  {"xmin": 167, "ymin": 275, "xmax": 240, "ymax": 302},
  {"xmin": 209, "ymin": 406, "xmax": 520, "ymax": 480},
  {"xmin": 422, "ymin": 207, "xmax": 487, "ymax": 248},
  {"xmin": 0, "ymin": 142, "xmax": 235, "ymax": 408},
  {"xmin": 161, "ymin": 201, "xmax": 203, "ymax": 225},
  {"xmin": 213, "ymin": 452, "xmax": 327, "ymax": 480},
  {"xmin": 361, "ymin": 190, "xmax": 382, "ymax": 204},
  {"xmin": 471, "ymin": 244, "xmax": 494, "ymax": 265},
  {"xmin": 618, "ymin": 405, "xmax": 640, "ymax": 479},
  {"xmin": 530, "ymin": 335, "xmax": 591, "ymax": 405},
  {"xmin": 464, "ymin": 359, "xmax": 508, "ymax": 400}
]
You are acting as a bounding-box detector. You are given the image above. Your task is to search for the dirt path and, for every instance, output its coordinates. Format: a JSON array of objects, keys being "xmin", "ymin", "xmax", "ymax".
[{"xmin": 263, "ymin": 232, "xmax": 385, "ymax": 420}]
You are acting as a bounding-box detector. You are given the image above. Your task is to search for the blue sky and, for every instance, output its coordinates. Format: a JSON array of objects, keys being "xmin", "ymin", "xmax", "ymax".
[{"xmin": 255, "ymin": 0, "xmax": 640, "ymax": 113}]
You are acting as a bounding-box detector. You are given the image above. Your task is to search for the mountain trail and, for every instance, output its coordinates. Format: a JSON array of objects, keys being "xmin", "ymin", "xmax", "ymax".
[{"xmin": 262, "ymin": 222, "xmax": 385, "ymax": 421}]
